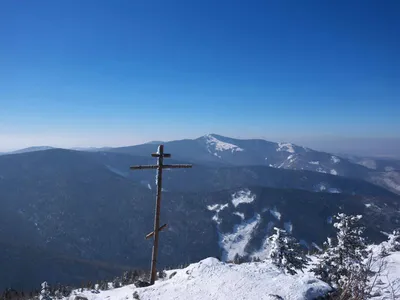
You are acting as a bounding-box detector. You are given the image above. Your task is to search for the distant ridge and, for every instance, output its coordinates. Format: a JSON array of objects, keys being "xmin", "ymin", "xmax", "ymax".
[
  {"xmin": 144, "ymin": 140, "xmax": 164, "ymax": 145},
  {"xmin": 10, "ymin": 146, "xmax": 55, "ymax": 154},
  {"xmin": 71, "ymin": 146, "xmax": 113, "ymax": 152}
]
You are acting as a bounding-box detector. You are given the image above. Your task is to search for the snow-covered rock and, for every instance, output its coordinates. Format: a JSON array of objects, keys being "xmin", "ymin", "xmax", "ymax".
[{"xmin": 65, "ymin": 258, "xmax": 331, "ymax": 300}]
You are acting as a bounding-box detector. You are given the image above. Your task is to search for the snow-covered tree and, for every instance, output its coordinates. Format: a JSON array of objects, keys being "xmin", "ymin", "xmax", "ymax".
[
  {"xmin": 267, "ymin": 227, "xmax": 309, "ymax": 275},
  {"xmin": 312, "ymin": 213, "xmax": 368, "ymax": 289},
  {"xmin": 386, "ymin": 230, "xmax": 400, "ymax": 252},
  {"xmin": 40, "ymin": 281, "xmax": 52, "ymax": 300}
]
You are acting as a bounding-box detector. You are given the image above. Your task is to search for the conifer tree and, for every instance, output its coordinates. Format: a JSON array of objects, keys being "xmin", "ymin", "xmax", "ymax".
[
  {"xmin": 386, "ymin": 229, "xmax": 400, "ymax": 252},
  {"xmin": 39, "ymin": 282, "xmax": 52, "ymax": 300},
  {"xmin": 267, "ymin": 227, "xmax": 309, "ymax": 275},
  {"xmin": 312, "ymin": 213, "xmax": 368, "ymax": 289}
]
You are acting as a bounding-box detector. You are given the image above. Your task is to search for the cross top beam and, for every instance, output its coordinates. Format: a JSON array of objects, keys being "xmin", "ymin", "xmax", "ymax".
[
  {"xmin": 130, "ymin": 144, "xmax": 192, "ymax": 285},
  {"xmin": 130, "ymin": 145, "xmax": 192, "ymax": 171}
]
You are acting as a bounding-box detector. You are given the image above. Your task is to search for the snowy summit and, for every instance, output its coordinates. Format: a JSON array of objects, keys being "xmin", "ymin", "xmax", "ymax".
[
  {"xmin": 64, "ymin": 258, "xmax": 331, "ymax": 300},
  {"xmin": 203, "ymin": 134, "xmax": 244, "ymax": 157}
]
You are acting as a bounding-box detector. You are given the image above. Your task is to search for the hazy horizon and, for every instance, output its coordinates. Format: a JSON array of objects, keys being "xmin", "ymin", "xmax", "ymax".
[{"xmin": 1, "ymin": 133, "xmax": 399, "ymax": 159}]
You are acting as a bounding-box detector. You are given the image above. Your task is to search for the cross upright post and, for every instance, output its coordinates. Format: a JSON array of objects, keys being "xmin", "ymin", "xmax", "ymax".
[{"xmin": 130, "ymin": 145, "xmax": 192, "ymax": 285}]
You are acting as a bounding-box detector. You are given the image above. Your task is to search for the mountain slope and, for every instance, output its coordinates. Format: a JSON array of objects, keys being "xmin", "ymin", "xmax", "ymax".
[
  {"xmin": 8, "ymin": 146, "xmax": 55, "ymax": 154},
  {"xmin": 99, "ymin": 152, "xmax": 397, "ymax": 196},
  {"xmin": 108, "ymin": 134, "xmax": 400, "ymax": 194},
  {"xmin": 1, "ymin": 148, "xmax": 399, "ymax": 290}
]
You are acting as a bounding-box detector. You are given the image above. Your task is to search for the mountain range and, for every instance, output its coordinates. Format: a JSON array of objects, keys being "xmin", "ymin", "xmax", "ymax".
[{"xmin": 0, "ymin": 134, "xmax": 399, "ymax": 290}]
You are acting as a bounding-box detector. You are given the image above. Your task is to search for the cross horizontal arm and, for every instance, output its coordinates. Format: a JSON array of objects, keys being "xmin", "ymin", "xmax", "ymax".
[
  {"xmin": 130, "ymin": 165, "xmax": 158, "ymax": 170},
  {"xmin": 151, "ymin": 153, "xmax": 171, "ymax": 158},
  {"xmin": 162, "ymin": 164, "xmax": 192, "ymax": 169},
  {"xmin": 130, "ymin": 164, "xmax": 192, "ymax": 170}
]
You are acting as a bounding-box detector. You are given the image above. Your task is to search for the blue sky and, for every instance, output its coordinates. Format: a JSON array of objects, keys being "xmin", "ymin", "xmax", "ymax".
[{"xmin": 0, "ymin": 0, "xmax": 399, "ymax": 151}]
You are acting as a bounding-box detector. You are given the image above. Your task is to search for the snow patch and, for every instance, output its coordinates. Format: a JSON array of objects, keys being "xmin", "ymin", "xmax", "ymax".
[
  {"xmin": 330, "ymin": 169, "xmax": 338, "ymax": 175},
  {"xmin": 231, "ymin": 189, "xmax": 256, "ymax": 208},
  {"xmin": 233, "ymin": 212, "xmax": 245, "ymax": 220},
  {"xmin": 328, "ymin": 188, "xmax": 341, "ymax": 193},
  {"xmin": 357, "ymin": 159, "xmax": 377, "ymax": 169},
  {"xmin": 204, "ymin": 134, "xmax": 244, "ymax": 155},
  {"xmin": 331, "ymin": 156, "xmax": 340, "ymax": 164},
  {"xmin": 365, "ymin": 203, "xmax": 372, "ymax": 208},
  {"xmin": 270, "ymin": 207, "xmax": 281, "ymax": 220},
  {"xmin": 277, "ymin": 142, "xmax": 295, "ymax": 153},
  {"xmin": 316, "ymin": 168, "xmax": 327, "ymax": 174},
  {"xmin": 208, "ymin": 203, "xmax": 229, "ymax": 224},
  {"xmin": 309, "ymin": 161, "xmax": 320, "ymax": 165},
  {"xmin": 147, "ymin": 183, "xmax": 152, "ymax": 190},
  {"xmin": 277, "ymin": 161, "xmax": 286, "ymax": 169},
  {"xmin": 207, "ymin": 203, "xmax": 229, "ymax": 212},
  {"xmin": 312, "ymin": 242, "xmax": 323, "ymax": 252},
  {"xmin": 285, "ymin": 154, "xmax": 298, "ymax": 166},
  {"xmin": 219, "ymin": 214, "xmax": 261, "ymax": 261},
  {"xmin": 316, "ymin": 183, "xmax": 327, "ymax": 192}
]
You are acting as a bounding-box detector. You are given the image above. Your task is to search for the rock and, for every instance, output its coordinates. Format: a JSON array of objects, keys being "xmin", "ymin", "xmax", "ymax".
[
  {"xmin": 74, "ymin": 296, "xmax": 88, "ymax": 300},
  {"xmin": 169, "ymin": 271, "xmax": 177, "ymax": 279},
  {"xmin": 135, "ymin": 280, "xmax": 151, "ymax": 288}
]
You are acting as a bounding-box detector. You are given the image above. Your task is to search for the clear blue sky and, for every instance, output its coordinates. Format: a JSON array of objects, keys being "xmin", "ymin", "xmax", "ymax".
[{"xmin": 0, "ymin": 0, "xmax": 399, "ymax": 151}]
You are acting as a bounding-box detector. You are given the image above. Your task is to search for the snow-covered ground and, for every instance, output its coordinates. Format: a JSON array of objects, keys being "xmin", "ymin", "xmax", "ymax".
[
  {"xmin": 65, "ymin": 258, "xmax": 331, "ymax": 300},
  {"xmin": 59, "ymin": 239, "xmax": 400, "ymax": 300},
  {"xmin": 368, "ymin": 243, "xmax": 400, "ymax": 299}
]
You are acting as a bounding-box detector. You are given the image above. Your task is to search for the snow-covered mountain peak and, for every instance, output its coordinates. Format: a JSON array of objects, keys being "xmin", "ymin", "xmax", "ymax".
[{"xmin": 203, "ymin": 134, "xmax": 244, "ymax": 156}]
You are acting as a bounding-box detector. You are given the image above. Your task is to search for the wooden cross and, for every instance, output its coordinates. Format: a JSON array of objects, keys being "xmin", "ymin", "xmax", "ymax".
[{"xmin": 130, "ymin": 144, "xmax": 192, "ymax": 285}]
